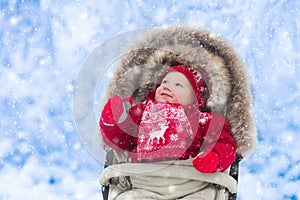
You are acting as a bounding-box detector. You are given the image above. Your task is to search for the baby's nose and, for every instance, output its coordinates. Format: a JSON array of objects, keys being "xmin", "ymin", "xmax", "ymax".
[{"xmin": 162, "ymin": 85, "xmax": 171, "ymax": 91}]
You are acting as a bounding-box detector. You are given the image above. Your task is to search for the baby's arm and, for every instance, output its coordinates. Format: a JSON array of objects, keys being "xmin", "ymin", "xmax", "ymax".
[
  {"xmin": 193, "ymin": 113, "xmax": 237, "ymax": 173},
  {"xmin": 99, "ymin": 95, "xmax": 141, "ymax": 151}
]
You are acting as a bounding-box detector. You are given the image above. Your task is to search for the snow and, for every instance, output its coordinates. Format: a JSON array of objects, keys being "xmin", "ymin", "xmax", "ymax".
[{"xmin": 1, "ymin": 0, "xmax": 300, "ymax": 199}]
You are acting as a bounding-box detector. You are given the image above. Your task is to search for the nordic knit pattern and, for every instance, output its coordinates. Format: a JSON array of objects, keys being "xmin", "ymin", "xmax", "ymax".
[{"xmin": 137, "ymin": 100, "xmax": 195, "ymax": 161}]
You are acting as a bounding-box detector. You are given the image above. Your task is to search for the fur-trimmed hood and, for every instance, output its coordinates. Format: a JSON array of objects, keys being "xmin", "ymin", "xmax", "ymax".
[{"xmin": 105, "ymin": 27, "xmax": 256, "ymax": 154}]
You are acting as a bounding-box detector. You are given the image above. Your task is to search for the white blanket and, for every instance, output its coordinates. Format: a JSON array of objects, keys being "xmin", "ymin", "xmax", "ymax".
[{"xmin": 100, "ymin": 159, "xmax": 237, "ymax": 200}]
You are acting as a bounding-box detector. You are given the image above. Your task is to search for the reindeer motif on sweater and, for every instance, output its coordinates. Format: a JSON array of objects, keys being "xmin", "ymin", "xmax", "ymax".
[
  {"xmin": 148, "ymin": 121, "xmax": 169, "ymax": 144},
  {"xmin": 137, "ymin": 101, "xmax": 194, "ymax": 161}
]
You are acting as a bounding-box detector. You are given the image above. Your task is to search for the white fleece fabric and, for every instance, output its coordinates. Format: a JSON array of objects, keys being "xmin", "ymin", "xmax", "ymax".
[{"xmin": 100, "ymin": 159, "xmax": 237, "ymax": 200}]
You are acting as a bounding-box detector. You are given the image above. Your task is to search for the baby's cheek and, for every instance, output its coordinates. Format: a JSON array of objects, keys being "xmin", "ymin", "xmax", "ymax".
[
  {"xmin": 171, "ymin": 96, "xmax": 179, "ymax": 104},
  {"xmin": 154, "ymin": 89, "xmax": 160, "ymax": 102}
]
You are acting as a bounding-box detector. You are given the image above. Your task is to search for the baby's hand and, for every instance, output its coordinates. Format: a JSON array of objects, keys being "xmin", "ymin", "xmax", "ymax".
[
  {"xmin": 100, "ymin": 95, "xmax": 135, "ymax": 151},
  {"xmin": 192, "ymin": 151, "xmax": 219, "ymax": 173},
  {"xmin": 102, "ymin": 95, "xmax": 133, "ymax": 124}
]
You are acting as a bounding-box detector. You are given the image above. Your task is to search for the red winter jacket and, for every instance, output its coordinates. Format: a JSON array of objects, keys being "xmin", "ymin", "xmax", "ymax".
[{"xmin": 99, "ymin": 95, "xmax": 237, "ymax": 173}]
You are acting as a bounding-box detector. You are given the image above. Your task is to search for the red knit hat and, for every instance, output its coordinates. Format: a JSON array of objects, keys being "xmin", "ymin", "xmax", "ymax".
[{"xmin": 164, "ymin": 65, "xmax": 209, "ymax": 107}]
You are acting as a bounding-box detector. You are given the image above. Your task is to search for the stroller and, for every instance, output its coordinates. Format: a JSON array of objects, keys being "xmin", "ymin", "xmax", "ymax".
[{"xmin": 98, "ymin": 27, "xmax": 256, "ymax": 200}]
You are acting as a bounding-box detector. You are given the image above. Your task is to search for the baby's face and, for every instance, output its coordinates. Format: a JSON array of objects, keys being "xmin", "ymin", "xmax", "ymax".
[{"xmin": 155, "ymin": 71, "xmax": 196, "ymax": 106}]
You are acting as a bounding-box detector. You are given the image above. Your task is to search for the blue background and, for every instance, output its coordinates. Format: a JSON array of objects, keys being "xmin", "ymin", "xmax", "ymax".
[{"xmin": 1, "ymin": 1, "xmax": 300, "ymax": 199}]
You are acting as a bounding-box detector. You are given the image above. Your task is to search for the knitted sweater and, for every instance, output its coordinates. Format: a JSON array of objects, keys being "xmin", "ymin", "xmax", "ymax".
[{"xmin": 100, "ymin": 95, "xmax": 236, "ymax": 173}]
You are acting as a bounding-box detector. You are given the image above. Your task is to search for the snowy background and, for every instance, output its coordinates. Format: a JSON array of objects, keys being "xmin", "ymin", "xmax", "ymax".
[{"xmin": 1, "ymin": 0, "xmax": 300, "ymax": 199}]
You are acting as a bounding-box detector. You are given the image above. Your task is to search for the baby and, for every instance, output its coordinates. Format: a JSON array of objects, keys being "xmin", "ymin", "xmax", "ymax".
[{"xmin": 100, "ymin": 65, "xmax": 236, "ymax": 173}]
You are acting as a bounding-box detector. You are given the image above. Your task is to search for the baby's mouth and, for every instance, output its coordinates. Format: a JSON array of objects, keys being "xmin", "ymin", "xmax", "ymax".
[{"xmin": 160, "ymin": 92, "xmax": 173, "ymax": 99}]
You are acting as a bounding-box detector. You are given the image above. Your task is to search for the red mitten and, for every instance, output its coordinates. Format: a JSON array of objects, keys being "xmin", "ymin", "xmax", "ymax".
[
  {"xmin": 100, "ymin": 95, "xmax": 135, "ymax": 150},
  {"xmin": 101, "ymin": 95, "xmax": 133, "ymax": 124},
  {"xmin": 193, "ymin": 151, "xmax": 219, "ymax": 173}
]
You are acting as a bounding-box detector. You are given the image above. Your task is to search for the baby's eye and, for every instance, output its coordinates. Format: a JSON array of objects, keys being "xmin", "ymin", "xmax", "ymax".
[
  {"xmin": 175, "ymin": 83, "xmax": 183, "ymax": 87},
  {"xmin": 162, "ymin": 80, "xmax": 168, "ymax": 84}
]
